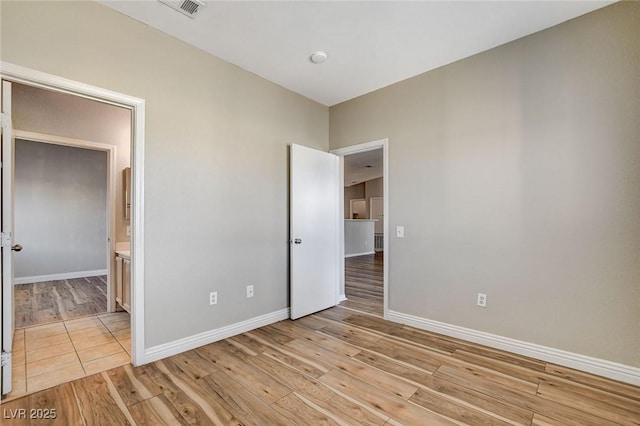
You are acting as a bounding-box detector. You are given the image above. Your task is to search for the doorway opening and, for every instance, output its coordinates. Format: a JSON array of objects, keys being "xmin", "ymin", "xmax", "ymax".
[
  {"xmin": 331, "ymin": 139, "xmax": 389, "ymax": 319},
  {"xmin": 13, "ymin": 134, "xmax": 113, "ymax": 328},
  {"xmin": 1, "ymin": 63, "xmax": 145, "ymax": 401}
]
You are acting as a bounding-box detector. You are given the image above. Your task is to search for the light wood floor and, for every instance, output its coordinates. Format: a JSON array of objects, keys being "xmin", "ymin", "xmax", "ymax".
[
  {"xmin": 340, "ymin": 252, "xmax": 383, "ymax": 317},
  {"xmin": 5, "ymin": 312, "xmax": 130, "ymax": 402},
  {"xmin": 2, "ymin": 305, "xmax": 639, "ymax": 425},
  {"xmin": 15, "ymin": 276, "xmax": 108, "ymax": 328}
]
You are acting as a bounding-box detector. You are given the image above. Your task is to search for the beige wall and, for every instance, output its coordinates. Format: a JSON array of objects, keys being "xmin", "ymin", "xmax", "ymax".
[
  {"xmin": 15, "ymin": 140, "xmax": 108, "ymax": 279},
  {"xmin": 12, "ymin": 83, "xmax": 131, "ymax": 243},
  {"xmin": 365, "ymin": 177, "xmax": 383, "ymax": 200},
  {"xmin": 365, "ymin": 177, "xmax": 383, "ymax": 220},
  {"xmin": 344, "ymin": 183, "xmax": 365, "ymax": 218},
  {"xmin": 344, "ymin": 178, "xmax": 383, "ymax": 220},
  {"xmin": 330, "ymin": 2, "xmax": 640, "ymax": 367},
  {"xmin": 1, "ymin": 1, "xmax": 328, "ymax": 347}
]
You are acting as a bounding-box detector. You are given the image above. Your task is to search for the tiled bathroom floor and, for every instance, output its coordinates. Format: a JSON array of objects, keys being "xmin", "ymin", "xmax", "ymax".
[{"xmin": 6, "ymin": 311, "xmax": 130, "ymax": 402}]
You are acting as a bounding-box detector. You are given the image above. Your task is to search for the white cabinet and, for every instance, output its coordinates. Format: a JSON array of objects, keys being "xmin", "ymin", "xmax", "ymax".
[{"xmin": 115, "ymin": 254, "xmax": 131, "ymax": 313}]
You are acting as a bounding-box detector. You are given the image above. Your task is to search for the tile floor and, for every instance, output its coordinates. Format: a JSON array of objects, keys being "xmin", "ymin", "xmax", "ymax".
[{"xmin": 6, "ymin": 311, "xmax": 130, "ymax": 402}]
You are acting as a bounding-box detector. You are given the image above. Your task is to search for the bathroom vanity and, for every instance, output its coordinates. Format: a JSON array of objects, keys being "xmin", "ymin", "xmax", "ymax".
[{"xmin": 115, "ymin": 243, "xmax": 131, "ymax": 313}]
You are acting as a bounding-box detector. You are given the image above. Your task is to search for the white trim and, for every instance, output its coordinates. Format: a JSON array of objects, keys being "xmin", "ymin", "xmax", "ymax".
[
  {"xmin": 388, "ymin": 310, "xmax": 640, "ymax": 386},
  {"xmin": 14, "ymin": 270, "xmax": 108, "ymax": 285},
  {"xmin": 14, "ymin": 130, "xmax": 116, "ymax": 152},
  {"xmin": 331, "ymin": 138, "xmax": 389, "ymax": 319},
  {"xmin": 1, "ymin": 80, "xmax": 14, "ymax": 395},
  {"xmin": 2, "ymin": 61, "xmax": 146, "ymax": 367},
  {"xmin": 14, "ymin": 130, "xmax": 116, "ymax": 311},
  {"xmin": 143, "ymin": 308, "xmax": 290, "ymax": 364},
  {"xmin": 345, "ymin": 251, "xmax": 376, "ymax": 258},
  {"xmin": 130, "ymin": 89, "xmax": 146, "ymax": 367},
  {"xmin": 337, "ymin": 156, "xmax": 346, "ymax": 310}
]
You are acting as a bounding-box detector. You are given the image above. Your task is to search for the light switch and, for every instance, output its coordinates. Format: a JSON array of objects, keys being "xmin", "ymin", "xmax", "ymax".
[{"xmin": 396, "ymin": 226, "xmax": 405, "ymax": 238}]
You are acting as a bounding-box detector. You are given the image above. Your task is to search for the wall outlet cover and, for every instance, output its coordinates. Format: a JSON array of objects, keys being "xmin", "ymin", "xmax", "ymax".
[{"xmin": 477, "ymin": 293, "xmax": 487, "ymax": 307}]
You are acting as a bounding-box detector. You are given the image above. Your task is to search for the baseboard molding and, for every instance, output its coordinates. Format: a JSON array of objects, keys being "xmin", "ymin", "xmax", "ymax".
[
  {"xmin": 142, "ymin": 308, "xmax": 290, "ymax": 364},
  {"xmin": 14, "ymin": 269, "xmax": 108, "ymax": 285},
  {"xmin": 345, "ymin": 251, "xmax": 375, "ymax": 258},
  {"xmin": 338, "ymin": 293, "xmax": 347, "ymax": 302},
  {"xmin": 387, "ymin": 310, "xmax": 640, "ymax": 386}
]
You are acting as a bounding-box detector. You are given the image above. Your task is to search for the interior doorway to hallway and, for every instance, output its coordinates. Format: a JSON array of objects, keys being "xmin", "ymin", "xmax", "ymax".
[
  {"xmin": 1, "ymin": 63, "xmax": 145, "ymax": 400},
  {"xmin": 331, "ymin": 139, "xmax": 389, "ymax": 318}
]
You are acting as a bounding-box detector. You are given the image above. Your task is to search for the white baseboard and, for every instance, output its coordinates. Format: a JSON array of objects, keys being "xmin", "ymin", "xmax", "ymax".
[
  {"xmin": 387, "ymin": 310, "xmax": 640, "ymax": 386},
  {"xmin": 14, "ymin": 269, "xmax": 108, "ymax": 285},
  {"xmin": 338, "ymin": 294, "xmax": 347, "ymax": 302},
  {"xmin": 345, "ymin": 251, "xmax": 375, "ymax": 258},
  {"xmin": 142, "ymin": 308, "xmax": 290, "ymax": 364}
]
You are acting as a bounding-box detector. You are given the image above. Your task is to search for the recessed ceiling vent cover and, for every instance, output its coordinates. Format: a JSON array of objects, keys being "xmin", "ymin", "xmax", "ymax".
[{"xmin": 158, "ymin": 0, "xmax": 205, "ymax": 19}]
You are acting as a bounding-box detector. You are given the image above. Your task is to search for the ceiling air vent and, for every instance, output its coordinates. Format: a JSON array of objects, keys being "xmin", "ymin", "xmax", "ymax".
[{"xmin": 158, "ymin": 0, "xmax": 205, "ymax": 19}]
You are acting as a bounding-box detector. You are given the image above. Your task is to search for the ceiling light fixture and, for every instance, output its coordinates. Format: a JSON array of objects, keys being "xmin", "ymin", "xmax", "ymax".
[{"xmin": 310, "ymin": 51, "xmax": 328, "ymax": 64}]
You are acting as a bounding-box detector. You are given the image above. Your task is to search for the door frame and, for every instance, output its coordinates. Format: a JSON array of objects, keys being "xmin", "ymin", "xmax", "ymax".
[
  {"xmin": 331, "ymin": 138, "xmax": 389, "ymax": 319},
  {"xmin": 13, "ymin": 130, "xmax": 117, "ymax": 312},
  {"xmin": 1, "ymin": 62, "xmax": 146, "ymax": 366},
  {"xmin": 370, "ymin": 196, "xmax": 383, "ymax": 225}
]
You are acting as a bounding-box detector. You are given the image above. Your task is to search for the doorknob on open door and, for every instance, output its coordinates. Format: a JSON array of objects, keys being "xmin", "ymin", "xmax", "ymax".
[{"xmin": 11, "ymin": 244, "xmax": 22, "ymax": 252}]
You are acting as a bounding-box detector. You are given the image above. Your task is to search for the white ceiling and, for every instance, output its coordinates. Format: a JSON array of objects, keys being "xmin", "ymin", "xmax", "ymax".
[
  {"xmin": 344, "ymin": 148, "xmax": 383, "ymax": 187},
  {"xmin": 100, "ymin": 1, "xmax": 613, "ymax": 106}
]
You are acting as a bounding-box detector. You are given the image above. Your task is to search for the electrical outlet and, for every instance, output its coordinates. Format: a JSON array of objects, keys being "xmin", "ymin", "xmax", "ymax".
[
  {"xmin": 209, "ymin": 291, "xmax": 218, "ymax": 305},
  {"xmin": 246, "ymin": 285, "xmax": 254, "ymax": 298},
  {"xmin": 477, "ymin": 293, "xmax": 487, "ymax": 307}
]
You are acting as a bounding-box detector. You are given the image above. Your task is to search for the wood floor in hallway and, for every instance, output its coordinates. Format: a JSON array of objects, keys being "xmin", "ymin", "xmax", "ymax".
[
  {"xmin": 340, "ymin": 252, "xmax": 383, "ymax": 316},
  {"xmin": 3, "ymin": 305, "xmax": 638, "ymax": 425},
  {"xmin": 14, "ymin": 276, "xmax": 108, "ymax": 328}
]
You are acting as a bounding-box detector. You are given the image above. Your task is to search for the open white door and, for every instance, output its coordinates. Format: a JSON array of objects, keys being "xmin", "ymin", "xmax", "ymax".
[
  {"xmin": 290, "ymin": 144, "xmax": 339, "ymax": 319},
  {"xmin": 1, "ymin": 80, "xmax": 16, "ymax": 396}
]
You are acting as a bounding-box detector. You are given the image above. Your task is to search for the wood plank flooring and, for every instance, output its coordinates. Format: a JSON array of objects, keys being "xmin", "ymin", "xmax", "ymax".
[
  {"xmin": 340, "ymin": 253, "xmax": 383, "ymax": 316},
  {"xmin": 3, "ymin": 305, "xmax": 639, "ymax": 425},
  {"xmin": 15, "ymin": 276, "xmax": 108, "ymax": 328}
]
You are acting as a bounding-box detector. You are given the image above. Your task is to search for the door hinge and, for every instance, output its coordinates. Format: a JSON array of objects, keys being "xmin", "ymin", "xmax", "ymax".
[
  {"xmin": 0, "ymin": 351, "xmax": 10, "ymax": 367},
  {"xmin": 1, "ymin": 232, "xmax": 12, "ymax": 248}
]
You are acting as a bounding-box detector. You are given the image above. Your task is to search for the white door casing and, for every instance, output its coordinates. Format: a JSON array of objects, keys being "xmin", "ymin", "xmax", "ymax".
[
  {"xmin": 370, "ymin": 197, "xmax": 384, "ymax": 234},
  {"xmin": 331, "ymin": 139, "xmax": 389, "ymax": 318},
  {"xmin": 1, "ymin": 80, "xmax": 15, "ymax": 395},
  {"xmin": 290, "ymin": 144, "xmax": 339, "ymax": 319},
  {"xmin": 13, "ymin": 130, "xmax": 117, "ymax": 312},
  {"xmin": 1, "ymin": 61, "xmax": 146, "ymax": 366}
]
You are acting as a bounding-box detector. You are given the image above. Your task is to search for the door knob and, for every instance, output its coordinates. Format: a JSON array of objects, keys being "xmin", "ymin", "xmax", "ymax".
[
  {"xmin": 11, "ymin": 244, "xmax": 23, "ymax": 252},
  {"xmin": 294, "ymin": 238, "xmax": 302, "ymax": 244}
]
